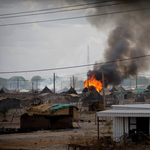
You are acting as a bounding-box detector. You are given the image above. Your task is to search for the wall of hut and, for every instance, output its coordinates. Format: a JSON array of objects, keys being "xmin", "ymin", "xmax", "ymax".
[
  {"xmin": 0, "ymin": 98, "xmax": 20, "ymax": 109},
  {"xmin": 52, "ymin": 106, "xmax": 78, "ymax": 118},
  {"xmin": 20, "ymin": 113, "xmax": 73, "ymax": 130}
]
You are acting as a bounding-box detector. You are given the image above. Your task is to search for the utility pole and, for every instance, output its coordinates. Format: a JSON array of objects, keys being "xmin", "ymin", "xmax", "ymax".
[
  {"xmin": 17, "ymin": 79, "xmax": 19, "ymax": 91},
  {"xmin": 70, "ymin": 77, "xmax": 72, "ymax": 88},
  {"xmin": 87, "ymin": 72, "xmax": 90, "ymax": 94},
  {"xmin": 53, "ymin": 73, "xmax": 55, "ymax": 94},
  {"xmin": 136, "ymin": 75, "xmax": 137, "ymax": 89},
  {"xmin": 73, "ymin": 75, "xmax": 75, "ymax": 89},
  {"xmin": 32, "ymin": 82, "xmax": 33, "ymax": 93},
  {"xmin": 87, "ymin": 46, "xmax": 89, "ymax": 71},
  {"xmin": 102, "ymin": 66, "xmax": 105, "ymax": 110}
]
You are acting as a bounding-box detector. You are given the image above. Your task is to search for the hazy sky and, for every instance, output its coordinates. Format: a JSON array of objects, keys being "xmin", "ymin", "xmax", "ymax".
[
  {"xmin": 1, "ymin": 0, "xmax": 150, "ymax": 82},
  {"xmin": 0, "ymin": 0, "xmax": 110, "ymax": 80}
]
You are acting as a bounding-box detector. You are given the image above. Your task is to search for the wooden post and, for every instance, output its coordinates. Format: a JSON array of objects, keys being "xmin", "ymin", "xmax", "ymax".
[
  {"xmin": 102, "ymin": 66, "xmax": 105, "ymax": 110},
  {"xmin": 95, "ymin": 110, "xmax": 97, "ymax": 125},
  {"xmin": 17, "ymin": 79, "xmax": 19, "ymax": 91},
  {"xmin": 32, "ymin": 82, "xmax": 33, "ymax": 93},
  {"xmin": 123, "ymin": 117, "xmax": 125, "ymax": 146},
  {"xmin": 70, "ymin": 77, "xmax": 71, "ymax": 88},
  {"xmin": 73, "ymin": 75, "xmax": 75, "ymax": 89},
  {"xmin": 53, "ymin": 73, "xmax": 55, "ymax": 94},
  {"xmin": 87, "ymin": 72, "xmax": 90, "ymax": 94},
  {"xmin": 97, "ymin": 116, "xmax": 99, "ymax": 140},
  {"xmin": 136, "ymin": 75, "xmax": 137, "ymax": 89}
]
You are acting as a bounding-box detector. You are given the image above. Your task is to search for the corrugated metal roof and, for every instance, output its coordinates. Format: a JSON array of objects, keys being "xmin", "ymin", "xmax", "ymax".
[
  {"xmin": 97, "ymin": 109, "xmax": 150, "ymax": 117},
  {"xmin": 112, "ymin": 104, "xmax": 150, "ymax": 110}
]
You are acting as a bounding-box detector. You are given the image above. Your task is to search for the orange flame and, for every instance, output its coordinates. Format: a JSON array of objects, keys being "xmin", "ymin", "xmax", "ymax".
[{"xmin": 84, "ymin": 75, "xmax": 103, "ymax": 92}]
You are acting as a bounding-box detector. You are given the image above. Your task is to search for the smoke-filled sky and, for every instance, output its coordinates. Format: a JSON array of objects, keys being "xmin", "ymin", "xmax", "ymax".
[{"xmin": 0, "ymin": 0, "xmax": 150, "ymax": 84}]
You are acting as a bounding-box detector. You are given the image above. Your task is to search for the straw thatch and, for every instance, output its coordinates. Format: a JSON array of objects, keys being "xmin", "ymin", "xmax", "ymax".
[
  {"xmin": 27, "ymin": 103, "xmax": 78, "ymax": 118},
  {"xmin": 40, "ymin": 86, "xmax": 53, "ymax": 94},
  {"xmin": 66, "ymin": 86, "xmax": 77, "ymax": 94},
  {"xmin": 109, "ymin": 87, "xmax": 118, "ymax": 92}
]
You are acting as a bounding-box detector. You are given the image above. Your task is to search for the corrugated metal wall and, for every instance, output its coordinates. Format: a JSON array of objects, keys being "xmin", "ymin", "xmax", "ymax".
[{"xmin": 113, "ymin": 117, "xmax": 128, "ymax": 142}]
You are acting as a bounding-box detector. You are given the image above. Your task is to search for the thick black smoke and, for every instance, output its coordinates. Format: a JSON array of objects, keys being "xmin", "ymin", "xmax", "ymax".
[{"xmin": 86, "ymin": 0, "xmax": 150, "ymax": 86}]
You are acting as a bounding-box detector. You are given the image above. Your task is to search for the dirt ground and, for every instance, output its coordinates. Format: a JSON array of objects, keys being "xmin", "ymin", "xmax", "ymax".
[{"xmin": 0, "ymin": 111, "xmax": 112, "ymax": 150}]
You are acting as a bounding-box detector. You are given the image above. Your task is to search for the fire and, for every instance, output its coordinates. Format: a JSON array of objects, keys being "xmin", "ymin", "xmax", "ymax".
[{"xmin": 84, "ymin": 75, "xmax": 103, "ymax": 92}]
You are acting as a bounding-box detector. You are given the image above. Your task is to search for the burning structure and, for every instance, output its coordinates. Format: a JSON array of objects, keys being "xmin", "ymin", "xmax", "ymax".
[{"xmin": 82, "ymin": 0, "xmax": 150, "ymax": 89}]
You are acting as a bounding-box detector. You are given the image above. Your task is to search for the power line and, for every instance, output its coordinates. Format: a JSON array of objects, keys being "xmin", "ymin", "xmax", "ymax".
[
  {"xmin": 0, "ymin": 6, "xmax": 149, "ymax": 27},
  {"xmin": 0, "ymin": 54, "xmax": 150, "ymax": 74},
  {"xmin": 0, "ymin": 0, "xmax": 140, "ymax": 19},
  {"xmin": 0, "ymin": 0, "xmax": 116, "ymax": 17}
]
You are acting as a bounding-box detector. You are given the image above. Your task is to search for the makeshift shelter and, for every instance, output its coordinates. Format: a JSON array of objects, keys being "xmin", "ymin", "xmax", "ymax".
[
  {"xmin": 21, "ymin": 103, "xmax": 79, "ymax": 130},
  {"xmin": 20, "ymin": 113, "xmax": 73, "ymax": 130},
  {"xmin": 133, "ymin": 88, "xmax": 150, "ymax": 94},
  {"xmin": 27, "ymin": 103, "xmax": 78, "ymax": 118},
  {"xmin": 68, "ymin": 94, "xmax": 80, "ymax": 103},
  {"xmin": 0, "ymin": 87, "xmax": 9, "ymax": 94},
  {"xmin": 97, "ymin": 104, "xmax": 150, "ymax": 142},
  {"xmin": 147, "ymin": 85, "xmax": 150, "ymax": 91},
  {"xmin": 62, "ymin": 87, "xmax": 68, "ymax": 92},
  {"xmin": 66, "ymin": 86, "xmax": 77, "ymax": 94},
  {"xmin": 109, "ymin": 87, "xmax": 118, "ymax": 92},
  {"xmin": 20, "ymin": 96, "xmax": 43, "ymax": 108},
  {"xmin": 81, "ymin": 90, "xmax": 103, "ymax": 107},
  {"xmin": 117, "ymin": 86, "xmax": 126, "ymax": 92},
  {"xmin": 40, "ymin": 86, "xmax": 53, "ymax": 94},
  {"xmin": 0, "ymin": 97, "xmax": 20, "ymax": 109}
]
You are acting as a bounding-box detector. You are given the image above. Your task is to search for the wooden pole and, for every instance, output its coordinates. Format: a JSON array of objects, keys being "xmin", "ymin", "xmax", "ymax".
[
  {"xmin": 87, "ymin": 73, "xmax": 90, "ymax": 94},
  {"xmin": 95, "ymin": 110, "xmax": 97, "ymax": 125},
  {"xmin": 73, "ymin": 75, "xmax": 75, "ymax": 89},
  {"xmin": 70, "ymin": 77, "xmax": 71, "ymax": 88},
  {"xmin": 32, "ymin": 82, "xmax": 33, "ymax": 93},
  {"xmin": 53, "ymin": 73, "xmax": 55, "ymax": 94},
  {"xmin": 136, "ymin": 75, "xmax": 137, "ymax": 89},
  {"xmin": 18, "ymin": 79, "xmax": 19, "ymax": 91},
  {"xmin": 102, "ymin": 66, "xmax": 105, "ymax": 110},
  {"xmin": 97, "ymin": 116, "xmax": 99, "ymax": 140}
]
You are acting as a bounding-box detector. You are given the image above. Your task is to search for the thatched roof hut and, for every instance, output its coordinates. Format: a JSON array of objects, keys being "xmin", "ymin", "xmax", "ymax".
[
  {"xmin": 0, "ymin": 87, "xmax": 9, "ymax": 94},
  {"xmin": 109, "ymin": 87, "xmax": 118, "ymax": 92},
  {"xmin": 40, "ymin": 86, "xmax": 53, "ymax": 94},
  {"xmin": 66, "ymin": 86, "xmax": 77, "ymax": 94},
  {"xmin": 117, "ymin": 86, "xmax": 126, "ymax": 92},
  {"xmin": 27, "ymin": 103, "xmax": 78, "ymax": 118}
]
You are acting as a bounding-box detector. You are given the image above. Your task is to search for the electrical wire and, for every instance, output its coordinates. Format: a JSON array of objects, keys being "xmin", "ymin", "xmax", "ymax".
[
  {"xmin": 0, "ymin": 54, "xmax": 149, "ymax": 74},
  {"xmin": 0, "ymin": 0, "xmax": 140, "ymax": 19},
  {"xmin": 0, "ymin": 6, "xmax": 149, "ymax": 27},
  {"xmin": 0, "ymin": 0, "xmax": 118, "ymax": 16}
]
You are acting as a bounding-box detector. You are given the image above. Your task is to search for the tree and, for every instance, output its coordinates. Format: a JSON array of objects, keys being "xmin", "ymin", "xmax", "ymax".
[
  {"xmin": 31, "ymin": 75, "xmax": 42, "ymax": 89},
  {"xmin": 8, "ymin": 76, "xmax": 26, "ymax": 89}
]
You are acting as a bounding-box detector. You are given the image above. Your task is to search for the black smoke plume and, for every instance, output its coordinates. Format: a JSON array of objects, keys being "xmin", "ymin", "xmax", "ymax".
[{"xmin": 86, "ymin": 0, "xmax": 150, "ymax": 86}]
